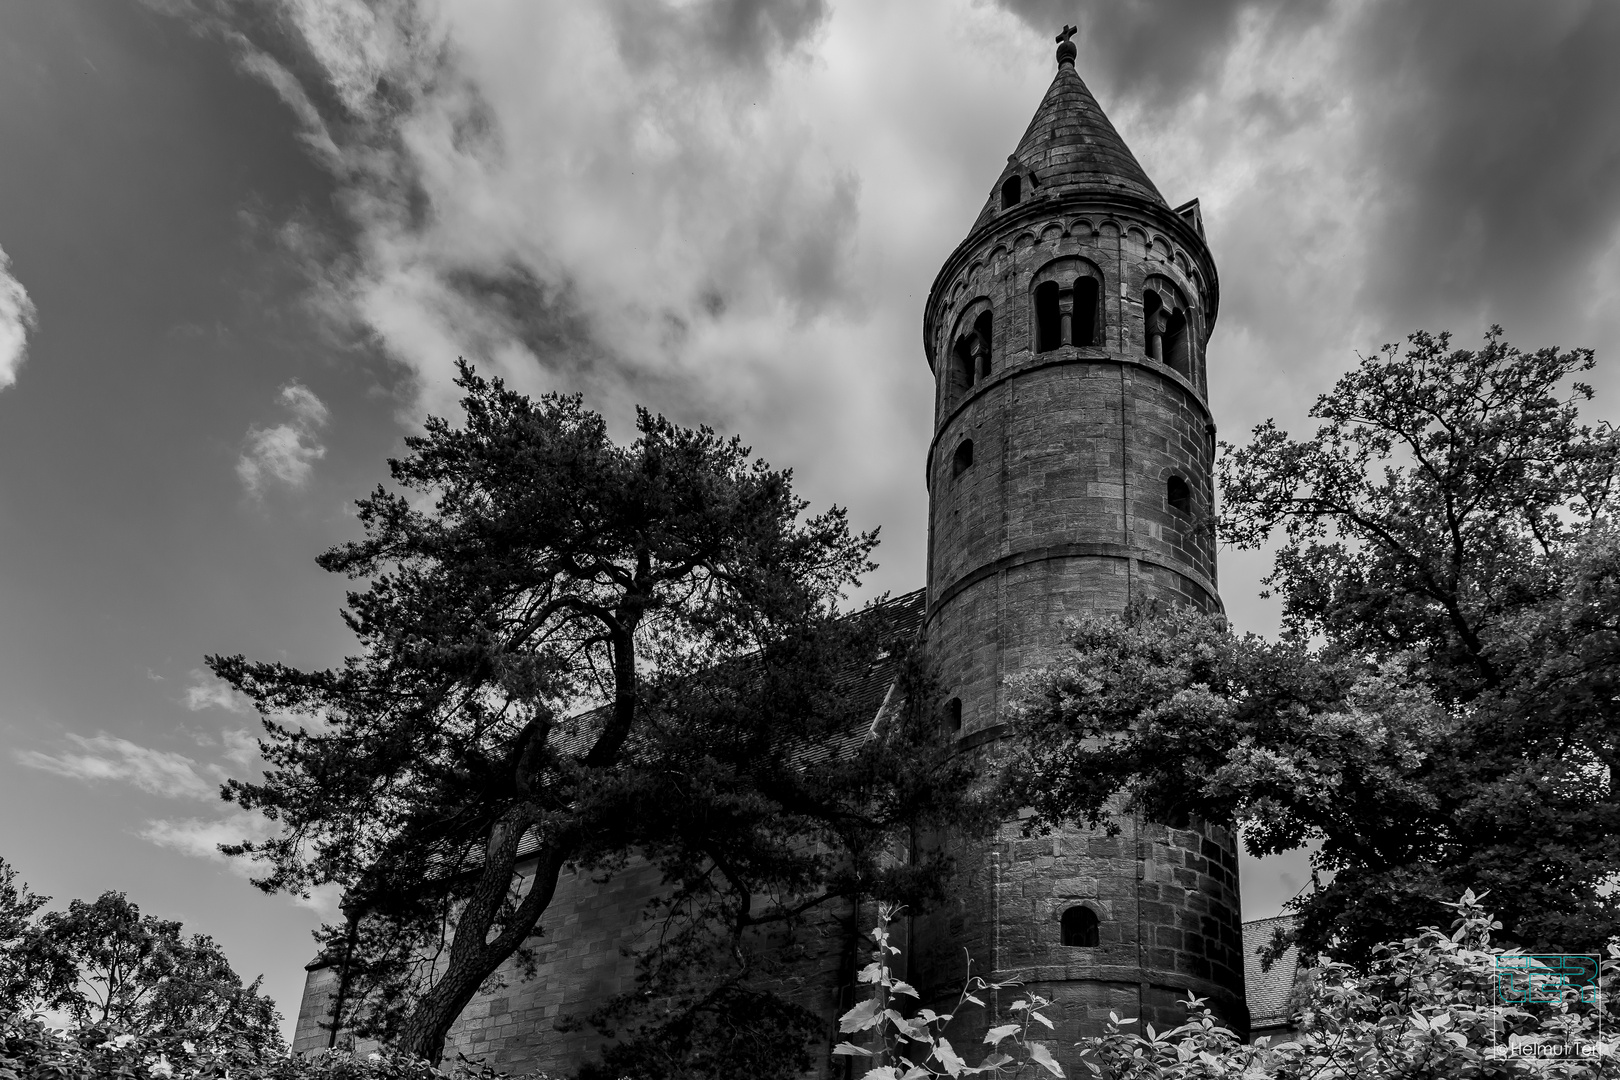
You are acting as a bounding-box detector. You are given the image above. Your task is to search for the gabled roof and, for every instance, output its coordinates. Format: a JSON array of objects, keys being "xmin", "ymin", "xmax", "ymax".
[
  {"xmin": 1243, "ymin": 914, "xmax": 1304, "ymax": 1030},
  {"xmin": 974, "ymin": 51, "xmax": 1166, "ymax": 229}
]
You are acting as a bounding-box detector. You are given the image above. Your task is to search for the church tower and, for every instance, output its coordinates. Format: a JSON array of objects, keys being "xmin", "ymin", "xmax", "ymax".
[{"xmin": 913, "ymin": 28, "xmax": 1246, "ymax": 1043}]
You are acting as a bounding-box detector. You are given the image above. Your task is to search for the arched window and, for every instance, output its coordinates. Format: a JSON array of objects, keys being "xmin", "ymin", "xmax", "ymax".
[
  {"xmin": 1061, "ymin": 906, "xmax": 1100, "ymax": 947},
  {"xmin": 1167, "ymin": 475, "xmax": 1191, "ymax": 514},
  {"xmin": 1143, "ymin": 289, "xmax": 1165, "ymax": 361},
  {"xmin": 945, "ymin": 697, "xmax": 963, "ymax": 733},
  {"xmin": 952, "ymin": 335, "xmax": 976, "ymax": 395},
  {"xmin": 1001, "ymin": 175, "xmax": 1021, "ymax": 210},
  {"xmin": 973, "ymin": 311, "xmax": 994, "ymax": 379},
  {"xmin": 952, "ymin": 439, "xmax": 974, "ymax": 478},
  {"xmin": 1164, "ymin": 310, "xmax": 1190, "ymax": 376},
  {"xmin": 1072, "ymin": 277, "xmax": 1100, "ymax": 346},
  {"xmin": 1035, "ymin": 281, "xmax": 1062, "ymax": 353}
]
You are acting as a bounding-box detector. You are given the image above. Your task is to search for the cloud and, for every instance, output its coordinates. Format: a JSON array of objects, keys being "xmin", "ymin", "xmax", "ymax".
[
  {"xmin": 237, "ymin": 380, "xmax": 330, "ymax": 496},
  {"xmin": 139, "ymin": 811, "xmax": 274, "ymax": 862},
  {"xmin": 183, "ymin": 670, "xmax": 248, "ymax": 713},
  {"xmin": 141, "ymin": 811, "xmax": 339, "ymax": 913},
  {"xmin": 147, "ymin": 0, "xmax": 1620, "ymax": 625},
  {"xmin": 15, "ymin": 734, "xmax": 218, "ymax": 800},
  {"xmin": 0, "ymin": 242, "xmax": 39, "ymax": 392}
]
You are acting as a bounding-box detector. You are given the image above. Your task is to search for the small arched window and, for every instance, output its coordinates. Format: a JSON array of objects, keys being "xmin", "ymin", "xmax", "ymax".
[
  {"xmin": 952, "ymin": 439, "xmax": 974, "ymax": 478},
  {"xmin": 1143, "ymin": 289, "xmax": 1165, "ymax": 361},
  {"xmin": 1001, "ymin": 175, "xmax": 1021, "ymax": 210},
  {"xmin": 1061, "ymin": 906, "xmax": 1100, "ymax": 947},
  {"xmin": 1072, "ymin": 277, "xmax": 1100, "ymax": 347},
  {"xmin": 973, "ymin": 311, "xmax": 994, "ymax": 380},
  {"xmin": 952, "ymin": 335, "xmax": 976, "ymax": 395},
  {"xmin": 1164, "ymin": 310, "xmax": 1190, "ymax": 376},
  {"xmin": 1035, "ymin": 281, "xmax": 1062, "ymax": 353},
  {"xmin": 945, "ymin": 697, "xmax": 963, "ymax": 733},
  {"xmin": 1167, "ymin": 475, "xmax": 1191, "ymax": 514}
]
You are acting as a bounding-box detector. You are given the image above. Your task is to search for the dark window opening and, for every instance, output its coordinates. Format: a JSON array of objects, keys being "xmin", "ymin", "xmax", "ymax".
[
  {"xmin": 951, "ymin": 335, "xmax": 976, "ymax": 395},
  {"xmin": 1072, "ymin": 276, "xmax": 1100, "ymax": 346},
  {"xmin": 1001, "ymin": 175, "xmax": 1021, "ymax": 210},
  {"xmin": 1143, "ymin": 289, "xmax": 1164, "ymax": 361},
  {"xmin": 1164, "ymin": 310, "xmax": 1190, "ymax": 376},
  {"xmin": 1035, "ymin": 281, "xmax": 1062, "ymax": 353},
  {"xmin": 1168, "ymin": 475, "xmax": 1191, "ymax": 514},
  {"xmin": 945, "ymin": 697, "xmax": 963, "ymax": 733},
  {"xmin": 952, "ymin": 439, "xmax": 974, "ymax": 478},
  {"xmin": 1061, "ymin": 906, "xmax": 1100, "ymax": 948},
  {"xmin": 973, "ymin": 311, "xmax": 994, "ymax": 379},
  {"xmin": 1159, "ymin": 804, "xmax": 1192, "ymax": 829}
]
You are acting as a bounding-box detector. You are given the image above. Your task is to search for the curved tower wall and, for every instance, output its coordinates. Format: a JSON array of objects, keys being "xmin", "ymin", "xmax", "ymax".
[{"xmin": 914, "ymin": 51, "xmax": 1246, "ymax": 1045}]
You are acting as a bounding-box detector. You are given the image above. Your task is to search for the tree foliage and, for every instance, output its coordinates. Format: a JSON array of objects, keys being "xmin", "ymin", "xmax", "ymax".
[
  {"xmin": 837, "ymin": 892, "xmax": 1619, "ymax": 1079},
  {"xmin": 210, "ymin": 364, "xmax": 980, "ymax": 1071},
  {"xmin": 0, "ymin": 859, "xmax": 280, "ymax": 1050},
  {"xmin": 1007, "ymin": 329, "xmax": 1620, "ymax": 962}
]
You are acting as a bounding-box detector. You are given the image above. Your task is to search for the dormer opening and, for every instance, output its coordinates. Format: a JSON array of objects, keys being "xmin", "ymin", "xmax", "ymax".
[{"xmin": 1000, "ymin": 175, "xmax": 1022, "ymax": 210}]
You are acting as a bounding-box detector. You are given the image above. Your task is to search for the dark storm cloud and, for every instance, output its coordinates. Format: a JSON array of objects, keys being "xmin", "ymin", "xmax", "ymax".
[
  {"xmin": 1346, "ymin": 0, "xmax": 1620, "ymax": 334},
  {"xmin": 996, "ymin": 0, "xmax": 1620, "ymax": 350},
  {"xmin": 992, "ymin": 0, "xmax": 1326, "ymax": 111}
]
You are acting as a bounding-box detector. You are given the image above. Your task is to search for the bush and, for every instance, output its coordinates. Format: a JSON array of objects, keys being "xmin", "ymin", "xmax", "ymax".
[{"xmin": 838, "ymin": 892, "xmax": 1619, "ymax": 1078}]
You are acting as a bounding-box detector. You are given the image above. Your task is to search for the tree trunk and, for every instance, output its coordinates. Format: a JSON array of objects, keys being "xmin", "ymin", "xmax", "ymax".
[{"xmin": 398, "ymin": 826, "xmax": 566, "ymax": 1064}]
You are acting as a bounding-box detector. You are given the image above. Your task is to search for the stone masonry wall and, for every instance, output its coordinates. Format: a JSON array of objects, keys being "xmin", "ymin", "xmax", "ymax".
[
  {"xmin": 917, "ymin": 184, "xmax": 1244, "ymax": 1057},
  {"xmin": 293, "ymin": 857, "xmax": 862, "ymax": 1077}
]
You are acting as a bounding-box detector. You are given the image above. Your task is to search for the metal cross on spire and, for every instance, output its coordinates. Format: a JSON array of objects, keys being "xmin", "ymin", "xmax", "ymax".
[{"xmin": 1056, "ymin": 24, "xmax": 1077, "ymax": 44}]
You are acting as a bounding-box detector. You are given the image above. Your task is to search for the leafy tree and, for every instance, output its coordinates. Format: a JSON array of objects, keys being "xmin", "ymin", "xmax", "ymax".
[
  {"xmin": 210, "ymin": 364, "xmax": 978, "ymax": 1069},
  {"xmin": 0, "ymin": 858, "xmax": 49, "ymax": 1013},
  {"xmin": 30, "ymin": 892, "xmax": 282, "ymax": 1049},
  {"xmin": 1006, "ymin": 329, "xmax": 1620, "ymax": 963},
  {"xmin": 1, "ymin": 861, "xmax": 279, "ymax": 1049}
]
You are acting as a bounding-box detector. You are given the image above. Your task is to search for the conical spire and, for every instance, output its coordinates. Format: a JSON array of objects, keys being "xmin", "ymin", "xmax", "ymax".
[{"xmin": 975, "ymin": 32, "xmax": 1166, "ymax": 226}]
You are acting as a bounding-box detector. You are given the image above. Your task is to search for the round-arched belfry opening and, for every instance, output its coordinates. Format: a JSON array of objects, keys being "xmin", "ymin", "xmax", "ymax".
[{"xmin": 911, "ymin": 24, "xmax": 1246, "ymax": 1047}]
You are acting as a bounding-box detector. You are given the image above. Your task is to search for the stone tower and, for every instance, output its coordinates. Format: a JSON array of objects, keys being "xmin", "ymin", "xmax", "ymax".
[{"xmin": 911, "ymin": 29, "xmax": 1246, "ymax": 1043}]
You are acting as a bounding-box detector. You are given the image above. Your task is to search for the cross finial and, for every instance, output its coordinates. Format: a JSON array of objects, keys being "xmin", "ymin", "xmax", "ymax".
[{"xmin": 1055, "ymin": 23, "xmax": 1078, "ymax": 65}]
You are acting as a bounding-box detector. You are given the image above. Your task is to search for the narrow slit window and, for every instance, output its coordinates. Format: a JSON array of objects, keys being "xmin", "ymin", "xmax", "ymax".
[
  {"xmin": 1143, "ymin": 289, "xmax": 1164, "ymax": 361},
  {"xmin": 973, "ymin": 311, "xmax": 994, "ymax": 379},
  {"xmin": 1035, "ymin": 281, "xmax": 1062, "ymax": 353},
  {"xmin": 1061, "ymin": 906, "xmax": 1100, "ymax": 948},
  {"xmin": 945, "ymin": 697, "xmax": 963, "ymax": 733},
  {"xmin": 952, "ymin": 439, "xmax": 974, "ymax": 478},
  {"xmin": 1167, "ymin": 475, "xmax": 1191, "ymax": 514},
  {"xmin": 1001, "ymin": 175, "xmax": 1021, "ymax": 210},
  {"xmin": 1164, "ymin": 310, "xmax": 1190, "ymax": 376},
  {"xmin": 952, "ymin": 335, "xmax": 976, "ymax": 394},
  {"xmin": 1072, "ymin": 276, "xmax": 1100, "ymax": 346}
]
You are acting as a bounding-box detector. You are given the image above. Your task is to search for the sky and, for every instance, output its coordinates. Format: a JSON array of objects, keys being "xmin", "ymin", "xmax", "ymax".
[{"xmin": 3, "ymin": 0, "xmax": 1620, "ymax": 1040}]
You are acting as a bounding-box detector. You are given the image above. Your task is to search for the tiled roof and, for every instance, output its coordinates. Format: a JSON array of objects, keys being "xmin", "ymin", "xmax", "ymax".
[
  {"xmin": 974, "ymin": 58, "xmax": 1166, "ymax": 229},
  {"xmin": 1243, "ymin": 914, "xmax": 1303, "ymax": 1029}
]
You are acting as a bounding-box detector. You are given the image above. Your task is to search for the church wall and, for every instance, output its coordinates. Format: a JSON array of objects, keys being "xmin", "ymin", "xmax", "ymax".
[{"xmin": 294, "ymin": 856, "xmax": 861, "ymax": 1077}]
